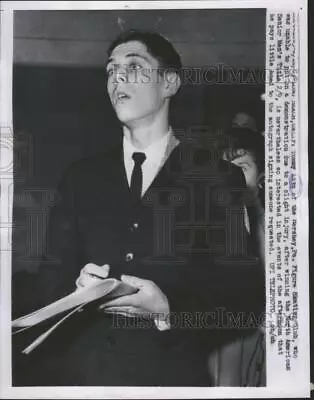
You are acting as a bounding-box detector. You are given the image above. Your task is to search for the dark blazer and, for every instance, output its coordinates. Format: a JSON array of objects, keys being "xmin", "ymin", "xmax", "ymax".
[{"xmin": 12, "ymin": 139, "xmax": 264, "ymax": 386}]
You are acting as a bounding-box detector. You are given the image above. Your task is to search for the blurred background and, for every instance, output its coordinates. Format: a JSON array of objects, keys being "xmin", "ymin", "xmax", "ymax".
[{"xmin": 12, "ymin": 9, "xmax": 266, "ymax": 276}]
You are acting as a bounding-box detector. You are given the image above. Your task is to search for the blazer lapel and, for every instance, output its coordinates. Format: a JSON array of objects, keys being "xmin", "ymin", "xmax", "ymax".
[
  {"xmin": 142, "ymin": 140, "xmax": 184, "ymax": 203},
  {"xmin": 106, "ymin": 142, "xmax": 130, "ymax": 196},
  {"xmin": 108, "ymin": 135, "xmax": 187, "ymax": 207}
]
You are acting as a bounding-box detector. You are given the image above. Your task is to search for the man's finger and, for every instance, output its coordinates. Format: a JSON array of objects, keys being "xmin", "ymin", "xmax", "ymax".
[
  {"xmin": 102, "ymin": 306, "xmax": 139, "ymax": 314},
  {"xmin": 102, "ymin": 306, "xmax": 150, "ymax": 318},
  {"xmin": 84, "ymin": 263, "xmax": 110, "ymax": 278},
  {"xmin": 121, "ymin": 274, "xmax": 148, "ymax": 289},
  {"xmin": 76, "ymin": 274, "xmax": 99, "ymax": 288}
]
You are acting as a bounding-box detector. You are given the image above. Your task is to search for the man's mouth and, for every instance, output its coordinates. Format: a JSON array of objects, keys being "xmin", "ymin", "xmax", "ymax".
[{"xmin": 114, "ymin": 92, "xmax": 131, "ymax": 105}]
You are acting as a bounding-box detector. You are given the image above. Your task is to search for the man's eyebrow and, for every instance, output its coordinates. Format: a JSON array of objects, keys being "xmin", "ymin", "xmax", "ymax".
[
  {"xmin": 106, "ymin": 52, "xmax": 151, "ymax": 68},
  {"xmin": 125, "ymin": 52, "xmax": 151, "ymax": 62},
  {"xmin": 106, "ymin": 57, "xmax": 114, "ymax": 68}
]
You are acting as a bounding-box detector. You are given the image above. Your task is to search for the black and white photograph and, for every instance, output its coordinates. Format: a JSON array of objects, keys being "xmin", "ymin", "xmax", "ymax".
[{"xmin": 0, "ymin": 1, "xmax": 309, "ymax": 398}]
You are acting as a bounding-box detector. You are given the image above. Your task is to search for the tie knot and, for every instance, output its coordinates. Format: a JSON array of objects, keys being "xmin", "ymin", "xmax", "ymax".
[{"xmin": 132, "ymin": 152, "xmax": 146, "ymax": 166}]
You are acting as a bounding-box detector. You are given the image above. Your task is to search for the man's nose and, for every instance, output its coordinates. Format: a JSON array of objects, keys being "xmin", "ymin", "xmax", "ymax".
[{"xmin": 115, "ymin": 67, "xmax": 128, "ymax": 83}]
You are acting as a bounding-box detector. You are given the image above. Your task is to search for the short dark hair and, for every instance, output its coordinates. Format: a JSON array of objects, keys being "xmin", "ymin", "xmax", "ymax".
[
  {"xmin": 222, "ymin": 127, "xmax": 265, "ymax": 173},
  {"xmin": 107, "ymin": 29, "xmax": 182, "ymax": 74}
]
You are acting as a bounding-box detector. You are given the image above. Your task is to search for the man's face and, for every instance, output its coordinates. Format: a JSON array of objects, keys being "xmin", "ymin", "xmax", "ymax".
[{"xmin": 106, "ymin": 40, "xmax": 168, "ymax": 126}]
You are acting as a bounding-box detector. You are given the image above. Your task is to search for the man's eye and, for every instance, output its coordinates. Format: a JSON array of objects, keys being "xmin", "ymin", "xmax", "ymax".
[
  {"xmin": 106, "ymin": 68, "xmax": 114, "ymax": 77},
  {"xmin": 128, "ymin": 63, "xmax": 142, "ymax": 71}
]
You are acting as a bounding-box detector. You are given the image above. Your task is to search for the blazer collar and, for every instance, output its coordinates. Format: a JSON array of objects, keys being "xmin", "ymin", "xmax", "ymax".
[{"xmin": 109, "ymin": 132, "xmax": 184, "ymax": 204}]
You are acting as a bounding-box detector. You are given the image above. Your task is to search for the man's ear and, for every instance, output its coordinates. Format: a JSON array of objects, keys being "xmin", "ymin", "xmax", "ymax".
[{"xmin": 163, "ymin": 71, "xmax": 181, "ymax": 98}]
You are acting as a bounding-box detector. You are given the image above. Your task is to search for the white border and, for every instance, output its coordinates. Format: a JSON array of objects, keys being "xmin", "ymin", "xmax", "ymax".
[
  {"xmin": 263, "ymin": 8, "xmax": 309, "ymax": 393},
  {"xmin": 296, "ymin": 1, "xmax": 310, "ymax": 394},
  {"xmin": 0, "ymin": 0, "xmax": 307, "ymax": 11},
  {"xmin": 0, "ymin": 1, "xmax": 309, "ymax": 398},
  {"xmin": 0, "ymin": 5, "xmax": 13, "ymax": 394}
]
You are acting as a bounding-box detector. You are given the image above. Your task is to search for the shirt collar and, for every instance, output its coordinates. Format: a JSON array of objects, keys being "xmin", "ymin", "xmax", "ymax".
[{"xmin": 123, "ymin": 127, "xmax": 176, "ymax": 166}]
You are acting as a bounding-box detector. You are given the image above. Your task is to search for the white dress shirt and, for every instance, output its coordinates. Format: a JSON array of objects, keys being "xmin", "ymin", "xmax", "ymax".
[
  {"xmin": 123, "ymin": 128, "xmax": 179, "ymax": 331},
  {"xmin": 123, "ymin": 128, "xmax": 179, "ymax": 197}
]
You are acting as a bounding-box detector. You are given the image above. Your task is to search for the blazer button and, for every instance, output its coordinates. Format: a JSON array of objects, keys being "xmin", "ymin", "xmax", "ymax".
[
  {"xmin": 125, "ymin": 252, "xmax": 134, "ymax": 262},
  {"xmin": 129, "ymin": 222, "xmax": 139, "ymax": 232}
]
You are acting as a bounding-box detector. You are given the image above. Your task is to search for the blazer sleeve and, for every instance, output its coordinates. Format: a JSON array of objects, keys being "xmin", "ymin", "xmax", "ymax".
[
  {"xmin": 41, "ymin": 165, "xmax": 87, "ymax": 302},
  {"xmin": 12, "ymin": 164, "xmax": 85, "ymax": 316}
]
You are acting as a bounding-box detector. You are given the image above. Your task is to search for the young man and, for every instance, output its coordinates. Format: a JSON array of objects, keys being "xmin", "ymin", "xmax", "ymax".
[{"xmin": 13, "ymin": 30, "xmax": 264, "ymax": 386}]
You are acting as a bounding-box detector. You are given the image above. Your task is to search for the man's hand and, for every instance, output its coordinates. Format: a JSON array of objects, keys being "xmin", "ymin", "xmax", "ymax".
[
  {"xmin": 99, "ymin": 275, "xmax": 170, "ymax": 320},
  {"xmin": 75, "ymin": 263, "xmax": 110, "ymax": 290}
]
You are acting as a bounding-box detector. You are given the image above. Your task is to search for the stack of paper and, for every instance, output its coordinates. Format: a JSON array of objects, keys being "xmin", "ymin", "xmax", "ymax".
[{"xmin": 12, "ymin": 278, "xmax": 137, "ymax": 354}]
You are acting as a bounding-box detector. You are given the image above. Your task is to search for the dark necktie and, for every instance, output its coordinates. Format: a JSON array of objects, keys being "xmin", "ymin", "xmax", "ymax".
[{"xmin": 130, "ymin": 152, "xmax": 146, "ymax": 202}]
